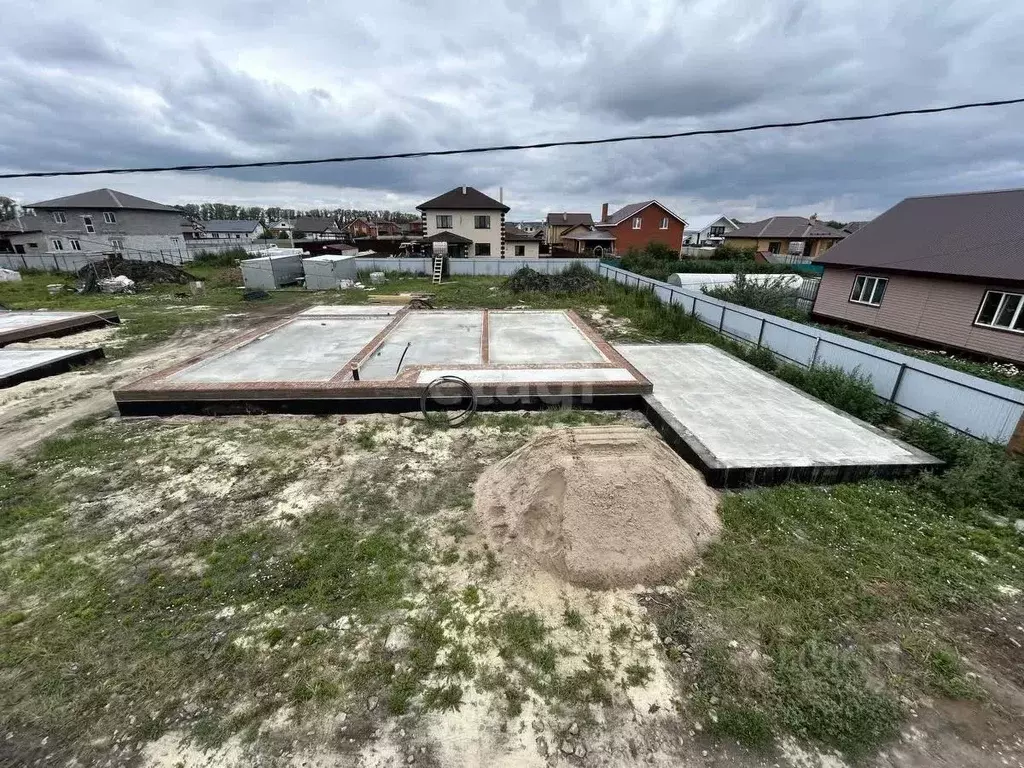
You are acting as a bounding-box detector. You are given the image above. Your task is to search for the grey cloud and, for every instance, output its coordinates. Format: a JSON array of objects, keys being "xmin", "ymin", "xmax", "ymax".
[{"xmin": 2, "ymin": 0, "xmax": 1024, "ymax": 223}]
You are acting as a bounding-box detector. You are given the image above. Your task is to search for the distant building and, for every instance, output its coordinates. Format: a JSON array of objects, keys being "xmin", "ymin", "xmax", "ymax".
[
  {"xmin": 505, "ymin": 225, "xmax": 540, "ymax": 258},
  {"xmin": 545, "ymin": 212, "xmax": 594, "ymax": 249},
  {"xmin": 595, "ymin": 200, "xmax": 687, "ymax": 253},
  {"xmin": 374, "ymin": 220, "xmax": 401, "ymax": 237},
  {"xmin": 686, "ymin": 215, "xmax": 746, "ymax": 246},
  {"xmin": 0, "ymin": 188, "xmax": 184, "ymax": 258},
  {"xmin": 417, "ymin": 186, "xmax": 509, "ymax": 258},
  {"xmin": 196, "ymin": 220, "xmax": 261, "ymax": 240},
  {"xmin": 724, "ymin": 216, "xmax": 845, "ymax": 260},
  {"xmin": 345, "ymin": 218, "xmax": 376, "ymax": 238},
  {"xmin": 294, "ymin": 217, "xmax": 343, "ymax": 240}
]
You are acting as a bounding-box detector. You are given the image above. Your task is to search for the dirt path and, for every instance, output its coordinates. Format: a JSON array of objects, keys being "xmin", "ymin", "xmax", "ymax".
[{"xmin": 0, "ymin": 319, "xmax": 249, "ymax": 462}]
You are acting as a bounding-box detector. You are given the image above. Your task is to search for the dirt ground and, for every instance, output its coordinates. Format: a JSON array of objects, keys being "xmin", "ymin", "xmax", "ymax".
[{"xmin": 1, "ymin": 319, "xmax": 1022, "ymax": 768}]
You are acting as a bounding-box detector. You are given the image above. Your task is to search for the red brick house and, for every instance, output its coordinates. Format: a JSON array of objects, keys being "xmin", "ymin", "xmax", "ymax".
[
  {"xmin": 595, "ymin": 200, "xmax": 686, "ymax": 253},
  {"xmin": 375, "ymin": 220, "xmax": 401, "ymax": 236},
  {"xmin": 345, "ymin": 218, "xmax": 376, "ymax": 238},
  {"xmin": 812, "ymin": 188, "xmax": 1024, "ymax": 364}
]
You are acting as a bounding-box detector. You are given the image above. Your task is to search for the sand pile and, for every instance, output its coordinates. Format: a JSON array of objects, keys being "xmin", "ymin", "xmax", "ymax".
[{"xmin": 475, "ymin": 426, "xmax": 721, "ymax": 589}]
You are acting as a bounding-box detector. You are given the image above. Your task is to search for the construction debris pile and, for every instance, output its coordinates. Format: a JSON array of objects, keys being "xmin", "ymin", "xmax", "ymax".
[
  {"xmin": 76, "ymin": 256, "xmax": 198, "ymax": 292},
  {"xmin": 475, "ymin": 426, "xmax": 722, "ymax": 589},
  {"xmin": 505, "ymin": 263, "xmax": 600, "ymax": 295}
]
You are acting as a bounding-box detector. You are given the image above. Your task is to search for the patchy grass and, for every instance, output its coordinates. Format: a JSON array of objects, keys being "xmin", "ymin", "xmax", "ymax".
[{"xmin": 648, "ymin": 479, "xmax": 1024, "ymax": 758}]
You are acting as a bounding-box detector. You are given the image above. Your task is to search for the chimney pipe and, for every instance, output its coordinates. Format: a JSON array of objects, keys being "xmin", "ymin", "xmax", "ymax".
[
  {"xmin": 462, "ymin": 185, "xmax": 467, "ymax": 194},
  {"xmin": 562, "ymin": 212, "xmax": 567, "ymax": 222},
  {"xmin": 499, "ymin": 187, "xmax": 503, "ymax": 203},
  {"xmin": 601, "ymin": 203, "xmax": 609, "ymax": 223}
]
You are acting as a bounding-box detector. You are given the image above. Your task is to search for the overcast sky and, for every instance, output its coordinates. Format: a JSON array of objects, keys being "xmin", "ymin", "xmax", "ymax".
[{"xmin": 3, "ymin": 0, "xmax": 1024, "ymax": 224}]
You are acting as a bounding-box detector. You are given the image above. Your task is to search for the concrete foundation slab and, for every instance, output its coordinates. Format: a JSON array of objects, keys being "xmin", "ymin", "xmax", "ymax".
[
  {"xmin": 616, "ymin": 343, "xmax": 941, "ymax": 487},
  {"xmin": 489, "ymin": 311, "xmax": 606, "ymax": 364},
  {"xmin": 0, "ymin": 347, "xmax": 105, "ymax": 388},
  {"xmin": 114, "ymin": 307, "xmax": 651, "ymax": 414},
  {"xmin": 0, "ymin": 310, "xmax": 120, "ymax": 345},
  {"xmin": 169, "ymin": 317, "xmax": 392, "ymax": 383},
  {"xmin": 358, "ymin": 311, "xmax": 483, "ymax": 380},
  {"xmin": 298, "ymin": 305, "xmax": 400, "ymax": 317}
]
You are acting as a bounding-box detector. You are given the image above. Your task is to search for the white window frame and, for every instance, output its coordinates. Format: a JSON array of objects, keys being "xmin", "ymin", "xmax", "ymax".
[
  {"xmin": 659, "ymin": 217, "xmax": 669, "ymax": 230},
  {"xmin": 103, "ymin": 211, "xmax": 117, "ymax": 224},
  {"xmin": 51, "ymin": 238, "xmax": 64, "ymax": 251},
  {"xmin": 974, "ymin": 290, "xmax": 1024, "ymax": 334},
  {"xmin": 52, "ymin": 211, "xmax": 66, "ymax": 224},
  {"xmin": 69, "ymin": 239, "xmax": 82, "ymax": 251},
  {"xmin": 436, "ymin": 214, "xmax": 452, "ymax": 229},
  {"xmin": 632, "ymin": 216, "xmax": 642, "ymax": 230},
  {"xmin": 474, "ymin": 215, "xmax": 490, "ymax": 229},
  {"xmin": 83, "ymin": 215, "xmax": 95, "ymax": 233},
  {"xmin": 849, "ymin": 274, "xmax": 888, "ymax": 306},
  {"xmin": 109, "ymin": 238, "xmax": 124, "ymax": 252}
]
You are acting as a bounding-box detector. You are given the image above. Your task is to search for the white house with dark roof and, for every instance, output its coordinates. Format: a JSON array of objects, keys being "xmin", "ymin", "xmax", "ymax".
[
  {"xmin": 417, "ymin": 186, "xmax": 510, "ymax": 258},
  {"xmin": 1, "ymin": 188, "xmax": 185, "ymax": 258}
]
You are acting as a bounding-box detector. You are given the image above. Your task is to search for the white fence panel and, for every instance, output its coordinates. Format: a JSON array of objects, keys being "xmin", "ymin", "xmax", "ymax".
[
  {"xmin": 597, "ymin": 263, "xmax": 1024, "ymax": 444},
  {"xmin": 721, "ymin": 308, "xmax": 763, "ymax": 344}
]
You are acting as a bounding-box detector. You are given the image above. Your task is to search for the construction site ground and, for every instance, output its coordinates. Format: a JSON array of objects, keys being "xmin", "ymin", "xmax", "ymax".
[{"xmin": 1, "ymin": 266, "xmax": 1022, "ymax": 768}]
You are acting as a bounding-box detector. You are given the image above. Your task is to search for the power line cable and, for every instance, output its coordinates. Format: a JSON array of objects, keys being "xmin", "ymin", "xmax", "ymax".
[{"xmin": 1, "ymin": 97, "xmax": 1022, "ymax": 180}]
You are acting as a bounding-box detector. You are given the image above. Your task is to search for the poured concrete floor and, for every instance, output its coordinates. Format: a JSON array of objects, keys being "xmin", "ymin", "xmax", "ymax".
[
  {"xmin": 0, "ymin": 310, "xmax": 119, "ymax": 344},
  {"xmin": 170, "ymin": 317, "xmax": 393, "ymax": 383},
  {"xmin": 0, "ymin": 348, "xmax": 104, "ymax": 387},
  {"xmin": 115, "ymin": 308, "xmax": 651, "ymax": 413},
  {"xmin": 616, "ymin": 344, "xmax": 940, "ymax": 485}
]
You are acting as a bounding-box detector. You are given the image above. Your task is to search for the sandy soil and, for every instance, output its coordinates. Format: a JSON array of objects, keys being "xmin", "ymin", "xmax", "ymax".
[{"xmin": 0, "ymin": 318, "xmax": 249, "ymax": 462}]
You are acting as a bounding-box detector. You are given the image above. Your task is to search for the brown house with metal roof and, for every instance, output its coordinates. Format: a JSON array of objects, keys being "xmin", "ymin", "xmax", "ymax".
[
  {"xmin": 724, "ymin": 216, "xmax": 846, "ymax": 259},
  {"xmin": 811, "ymin": 188, "xmax": 1024, "ymax": 364},
  {"xmin": 595, "ymin": 200, "xmax": 686, "ymax": 253},
  {"xmin": 545, "ymin": 212, "xmax": 594, "ymax": 248}
]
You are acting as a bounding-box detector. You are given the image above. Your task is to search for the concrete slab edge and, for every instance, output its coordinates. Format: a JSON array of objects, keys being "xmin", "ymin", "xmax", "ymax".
[{"xmin": 0, "ymin": 347, "xmax": 106, "ymax": 389}]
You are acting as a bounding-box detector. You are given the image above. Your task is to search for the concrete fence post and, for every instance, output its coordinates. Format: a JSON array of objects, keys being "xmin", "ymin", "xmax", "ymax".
[
  {"xmin": 756, "ymin": 318, "xmax": 766, "ymax": 348},
  {"xmin": 718, "ymin": 306, "xmax": 726, "ymax": 332}
]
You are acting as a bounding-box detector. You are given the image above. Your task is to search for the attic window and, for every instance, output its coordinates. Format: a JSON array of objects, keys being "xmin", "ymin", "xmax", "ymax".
[
  {"xmin": 659, "ymin": 217, "xmax": 669, "ymax": 229},
  {"xmin": 52, "ymin": 211, "xmax": 66, "ymax": 224},
  {"xmin": 632, "ymin": 217, "xmax": 642, "ymax": 229},
  {"xmin": 103, "ymin": 212, "xmax": 117, "ymax": 224}
]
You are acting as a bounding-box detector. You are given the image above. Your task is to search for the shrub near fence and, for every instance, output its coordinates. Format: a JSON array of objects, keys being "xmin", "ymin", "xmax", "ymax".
[{"xmin": 599, "ymin": 264, "xmax": 1024, "ymax": 445}]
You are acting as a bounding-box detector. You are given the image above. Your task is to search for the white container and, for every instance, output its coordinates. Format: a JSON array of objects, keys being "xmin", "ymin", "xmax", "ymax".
[
  {"xmin": 240, "ymin": 254, "xmax": 304, "ymax": 290},
  {"xmin": 303, "ymin": 254, "xmax": 360, "ymax": 290}
]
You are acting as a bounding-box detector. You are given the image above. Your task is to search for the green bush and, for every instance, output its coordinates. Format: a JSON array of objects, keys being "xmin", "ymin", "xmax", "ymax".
[
  {"xmin": 900, "ymin": 417, "xmax": 1024, "ymax": 516},
  {"xmin": 703, "ymin": 274, "xmax": 807, "ymax": 321},
  {"xmin": 617, "ymin": 245, "xmax": 789, "ymax": 282},
  {"xmin": 191, "ymin": 248, "xmax": 246, "ymax": 267},
  {"xmin": 711, "ymin": 243, "xmax": 757, "ymax": 261},
  {"xmin": 773, "ymin": 363, "xmax": 896, "ymax": 424},
  {"xmin": 505, "ymin": 262, "xmax": 599, "ymax": 294}
]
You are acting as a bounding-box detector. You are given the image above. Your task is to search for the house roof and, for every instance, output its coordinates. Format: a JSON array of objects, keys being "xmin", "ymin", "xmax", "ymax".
[
  {"xmin": 561, "ymin": 225, "xmax": 616, "ymax": 241},
  {"xmin": 0, "ymin": 216, "xmax": 43, "ymax": 234},
  {"xmin": 597, "ymin": 200, "xmax": 686, "ymax": 227},
  {"xmin": 504, "ymin": 225, "xmax": 535, "ymax": 241},
  {"xmin": 417, "ymin": 186, "xmax": 509, "ymax": 212},
  {"xmin": 293, "ymin": 217, "xmax": 340, "ymax": 233},
  {"xmin": 200, "ymin": 219, "xmax": 260, "ymax": 233},
  {"xmin": 816, "ymin": 188, "xmax": 1024, "ymax": 282},
  {"xmin": 727, "ymin": 216, "xmax": 846, "ymax": 240},
  {"xmin": 842, "ymin": 220, "xmax": 869, "ymax": 235},
  {"xmin": 422, "ymin": 231, "xmax": 473, "ymax": 244},
  {"xmin": 27, "ymin": 188, "xmax": 179, "ymax": 212},
  {"xmin": 545, "ymin": 212, "xmax": 594, "ymax": 227}
]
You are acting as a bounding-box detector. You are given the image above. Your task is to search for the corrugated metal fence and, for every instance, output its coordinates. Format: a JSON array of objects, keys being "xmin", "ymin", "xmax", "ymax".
[
  {"xmin": 600, "ymin": 264, "xmax": 1024, "ymax": 445},
  {"xmin": 353, "ymin": 257, "xmax": 599, "ymax": 276}
]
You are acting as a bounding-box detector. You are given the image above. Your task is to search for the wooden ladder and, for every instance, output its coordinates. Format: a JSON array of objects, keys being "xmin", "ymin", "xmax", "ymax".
[{"xmin": 431, "ymin": 254, "xmax": 444, "ymax": 285}]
